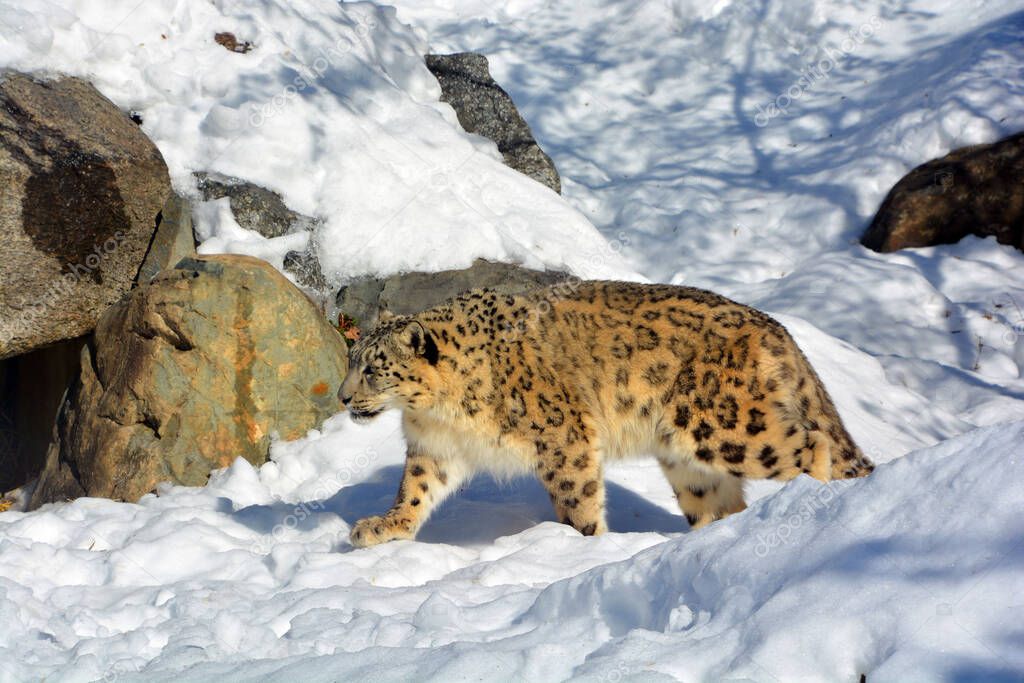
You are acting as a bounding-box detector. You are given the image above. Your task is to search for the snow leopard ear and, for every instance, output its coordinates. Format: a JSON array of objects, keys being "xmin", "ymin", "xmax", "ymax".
[
  {"xmin": 397, "ymin": 320, "xmax": 426, "ymax": 354},
  {"xmin": 397, "ymin": 321, "xmax": 439, "ymax": 365},
  {"xmin": 376, "ymin": 308, "xmax": 396, "ymax": 324}
]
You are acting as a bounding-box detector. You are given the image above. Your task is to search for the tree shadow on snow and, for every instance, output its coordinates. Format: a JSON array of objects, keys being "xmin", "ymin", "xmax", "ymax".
[
  {"xmin": 947, "ymin": 663, "xmax": 1024, "ymax": 683},
  {"xmin": 439, "ymin": 3, "xmax": 1024, "ymax": 283}
]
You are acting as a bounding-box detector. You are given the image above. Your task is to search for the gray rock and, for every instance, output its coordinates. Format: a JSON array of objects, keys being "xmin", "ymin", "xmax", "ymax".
[
  {"xmin": 137, "ymin": 193, "xmax": 196, "ymax": 283},
  {"xmin": 426, "ymin": 53, "xmax": 561, "ymax": 194},
  {"xmin": 334, "ymin": 277, "xmax": 385, "ymax": 328},
  {"xmin": 0, "ymin": 71, "xmax": 171, "ymax": 360},
  {"xmin": 862, "ymin": 132, "xmax": 1024, "ymax": 252},
  {"xmin": 283, "ymin": 249, "xmax": 327, "ymax": 292},
  {"xmin": 30, "ymin": 254, "xmax": 348, "ymax": 508},
  {"xmin": 195, "ymin": 171, "xmax": 318, "ymax": 238},
  {"xmin": 336, "ymin": 258, "xmax": 569, "ymax": 327}
]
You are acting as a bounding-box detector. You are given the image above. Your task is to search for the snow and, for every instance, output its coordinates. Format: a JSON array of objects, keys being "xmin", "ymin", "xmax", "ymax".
[
  {"xmin": 2, "ymin": 0, "xmax": 1024, "ymax": 680},
  {"xmin": 3, "ymin": 417, "xmax": 1022, "ymax": 681},
  {"xmin": 0, "ymin": 0, "xmax": 639, "ymax": 284}
]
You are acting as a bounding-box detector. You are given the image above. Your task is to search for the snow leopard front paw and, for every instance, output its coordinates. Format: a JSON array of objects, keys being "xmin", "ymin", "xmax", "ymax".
[{"xmin": 349, "ymin": 514, "xmax": 414, "ymax": 548}]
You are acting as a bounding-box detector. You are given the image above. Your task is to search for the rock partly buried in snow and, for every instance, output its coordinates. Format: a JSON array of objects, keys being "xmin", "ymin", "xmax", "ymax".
[
  {"xmin": 213, "ymin": 31, "xmax": 253, "ymax": 54},
  {"xmin": 336, "ymin": 258, "xmax": 570, "ymax": 326},
  {"xmin": 0, "ymin": 72, "xmax": 171, "ymax": 360},
  {"xmin": 283, "ymin": 248, "xmax": 328, "ymax": 292},
  {"xmin": 136, "ymin": 193, "xmax": 196, "ymax": 283},
  {"xmin": 30, "ymin": 254, "xmax": 348, "ymax": 509},
  {"xmin": 861, "ymin": 132, "xmax": 1024, "ymax": 252},
  {"xmin": 426, "ymin": 53, "xmax": 561, "ymax": 194},
  {"xmin": 195, "ymin": 171, "xmax": 318, "ymax": 238}
]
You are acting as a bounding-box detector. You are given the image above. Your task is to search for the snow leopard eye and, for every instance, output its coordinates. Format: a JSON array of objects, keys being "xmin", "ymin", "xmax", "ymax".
[{"xmin": 363, "ymin": 366, "xmax": 374, "ymax": 377}]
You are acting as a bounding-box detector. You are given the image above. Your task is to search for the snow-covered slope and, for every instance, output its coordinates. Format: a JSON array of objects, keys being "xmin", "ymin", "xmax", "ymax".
[
  {"xmin": 391, "ymin": 0, "xmax": 1024, "ymax": 282},
  {"xmin": 2, "ymin": 0, "xmax": 1024, "ymax": 680},
  {"xmin": 388, "ymin": 0, "xmax": 1024, "ymax": 434},
  {"xmin": 0, "ymin": 0, "xmax": 639, "ymax": 282}
]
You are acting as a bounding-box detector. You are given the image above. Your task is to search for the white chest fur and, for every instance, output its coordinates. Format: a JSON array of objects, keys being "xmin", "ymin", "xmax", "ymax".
[{"xmin": 402, "ymin": 408, "xmax": 536, "ymax": 479}]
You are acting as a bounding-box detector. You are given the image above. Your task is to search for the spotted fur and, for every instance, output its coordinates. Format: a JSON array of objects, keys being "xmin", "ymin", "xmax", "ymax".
[{"xmin": 338, "ymin": 281, "xmax": 874, "ymax": 547}]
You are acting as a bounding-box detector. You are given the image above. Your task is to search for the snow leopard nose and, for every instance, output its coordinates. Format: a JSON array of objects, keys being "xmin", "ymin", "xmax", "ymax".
[{"xmin": 338, "ymin": 386, "xmax": 352, "ymax": 405}]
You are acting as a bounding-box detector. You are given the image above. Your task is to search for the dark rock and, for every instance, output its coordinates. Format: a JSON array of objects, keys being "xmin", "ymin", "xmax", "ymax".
[
  {"xmin": 30, "ymin": 254, "xmax": 348, "ymax": 508},
  {"xmin": 0, "ymin": 71, "xmax": 171, "ymax": 360},
  {"xmin": 336, "ymin": 258, "xmax": 569, "ymax": 326},
  {"xmin": 0, "ymin": 362, "xmax": 12, "ymax": 490},
  {"xmin": 862, "ymin": 132, "xmax": 1024, "ymax": 252},
  {"xmin": 137, "ymin": 193, "xmax": 196, "ymax": 283},
  {"xmin": 0, "ymin": 337, "xmax": 85, "ymax": 493},
  {"xmin": 195, "ymin": 171, "xmax": 318, "ymax": 239},
  {"xmin": 426, "ymin": 53, "xmax": 561, "ymax": 194}
]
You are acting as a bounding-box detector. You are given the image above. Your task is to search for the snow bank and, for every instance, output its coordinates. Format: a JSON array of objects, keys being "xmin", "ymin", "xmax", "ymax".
[
  {"xmin": 2, "ymin": 419, "xmax": 1019, "ymax": 681},
  {"xmin": 527, "ymin": 422, "xmax": 1024, "ymax": 682}
]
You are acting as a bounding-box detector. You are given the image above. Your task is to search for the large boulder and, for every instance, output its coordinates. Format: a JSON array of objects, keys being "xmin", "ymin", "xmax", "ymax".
[
  {"xmin": 30, "ymin": 254, "xmax": 348, "ymax": 508},
  {"xmin": 0, "ymin": 72, "xmax": 171, "ymax": 360},
  {"xmin": 861, "ymin": 132, "xmax": 1024, "ymax": 252},
  {"xmin": 426, "ymin": 53, "xmax": 561, "ymax": 194},
  {"xmin": 336, "ymin": 258, "xmax": 570, "ymax": 327}
]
